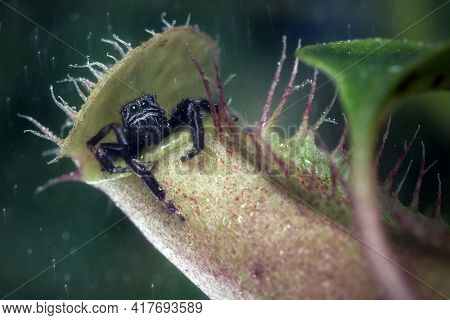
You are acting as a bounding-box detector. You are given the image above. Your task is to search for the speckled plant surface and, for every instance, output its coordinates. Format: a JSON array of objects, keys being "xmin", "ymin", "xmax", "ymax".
[{"xmin": 21, "ymin": 25, "xmax": 450, "ymax": 299}]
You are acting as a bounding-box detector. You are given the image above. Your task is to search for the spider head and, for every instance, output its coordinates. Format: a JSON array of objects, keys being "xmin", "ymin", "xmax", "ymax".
[{"xmin": 121, "ymin": 95, "xmax": 166, "ymax": 129}]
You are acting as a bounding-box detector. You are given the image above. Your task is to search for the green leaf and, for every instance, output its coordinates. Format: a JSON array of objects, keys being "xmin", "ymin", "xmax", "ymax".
[
  {"xmin": 297, "ymin": 39, "xmax": 450, "ymax": 223},
  {"xmin": 298, "ymin": 38, "xmax": 450, "ymax": 147},
  {"xmin": 298, "ymin": 38, "xmax": 450, "ymax": 298}
]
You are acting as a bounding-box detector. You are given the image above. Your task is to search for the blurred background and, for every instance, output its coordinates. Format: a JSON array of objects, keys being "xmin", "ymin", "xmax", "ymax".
[{"xmin": 1, "ymin": 0, "xmax": 449, "ymax": 299}]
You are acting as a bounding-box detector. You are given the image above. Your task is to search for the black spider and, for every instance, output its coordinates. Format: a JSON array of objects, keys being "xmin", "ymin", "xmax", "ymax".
[{"xmin": 86, "ymin": 95, "xmax": 213, "ymax": 219}]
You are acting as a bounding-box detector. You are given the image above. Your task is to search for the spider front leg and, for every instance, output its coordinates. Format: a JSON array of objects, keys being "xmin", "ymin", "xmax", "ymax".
[
  {"xmin": 87, "ymin": 123, "xmax": 131, "ymax": 173},
  {"xmin": 95, "ymin": 143, "xmax": 132, "ymax": 174},
  {"xmin": 128, "ymin": 158, "xmax": 182, "ymax": 219},
  {"xmin": 87, "ymin": 121, "xmax": 182, "ymax": 219},
  {"xmin": 169, "ymin": 99, "xmax": 207, "ymax": 162}
]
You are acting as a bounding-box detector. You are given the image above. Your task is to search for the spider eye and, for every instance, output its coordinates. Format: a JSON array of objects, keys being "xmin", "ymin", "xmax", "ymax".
[
  {"xmin": 131, "ymin": 105, "xmax": 137, "ymax": 111},
  {"xmin": 141, "ymin": 100, "xmax": 149, "ymax": 107}
]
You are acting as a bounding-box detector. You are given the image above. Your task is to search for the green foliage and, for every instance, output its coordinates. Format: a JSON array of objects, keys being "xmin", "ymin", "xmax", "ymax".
[{"xmin": 298, "ymin": 38, "xmax": 450, "ymax": 149}]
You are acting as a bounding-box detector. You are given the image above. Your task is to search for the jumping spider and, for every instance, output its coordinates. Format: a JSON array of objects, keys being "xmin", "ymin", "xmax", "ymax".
[{"xmin": 87, "ymin": 95, "xmax": 213, "ymax": 219}]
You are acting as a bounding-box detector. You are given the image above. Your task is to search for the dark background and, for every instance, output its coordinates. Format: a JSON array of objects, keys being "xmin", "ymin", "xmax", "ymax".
[{"xmin": 1, "ymin": 0, "xmax": 449, "ymax": 299}]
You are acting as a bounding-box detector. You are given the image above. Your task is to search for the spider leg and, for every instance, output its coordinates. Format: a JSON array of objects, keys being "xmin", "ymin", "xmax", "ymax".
[
  {"xmin": 127, "ymin": 158, "xmax": 181, "ymax": 218},
  {"xmin": 130, "ymin": 158, "xmax": 157, "ymax": 172},
  {"xmin": 87, "ymin": 122, "xmax": 182, "ymax": 218},
  {"xmin": 170, "ymin": 99, "xmax": 206, "ymax": 162},
  {"xmin": 87, "ymin": 123, "xmax": 130, "ymax": 173},
  {"xmin": 182, "ymin": 104, "xmax": 204, "ymax": 162},
  {"xmin": 87, "ymin": 123, "xmax": 127, "ymax": 147},
  {"xmin": 95, "ymin": 143, "xmax": 131, "ymax": 173}
]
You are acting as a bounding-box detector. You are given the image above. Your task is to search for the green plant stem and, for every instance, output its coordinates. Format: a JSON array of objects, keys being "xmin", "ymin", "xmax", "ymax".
[{"xmin": 351, "ymin": 133, "xmax": 415, "ymax": 299}]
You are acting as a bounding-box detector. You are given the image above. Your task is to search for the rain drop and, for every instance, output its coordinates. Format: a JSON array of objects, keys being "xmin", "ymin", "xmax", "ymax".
[
  {"xmin": 34, "ymin": 34, "xmax": 42, "ymax": 72},
  {"xmin": 106, "ymin": 12, "xmax": 112, "ymax": 32},
  {"xmin": 86, "ymin": 32, "xmax": 92, "ymax": 54},
  {"xmin": 388, "ymin": 65, "xmax": 401, "ymax": 74},
  {"xmin": 62, "ymin": 231, "xmax": 70, "ymax": 240},
  {"xmin": 23, "ymin": 65, "xmax": 28, "ymax": 82},
  {"xmin": 5, "ymin": 96, "xmax": 11, "ymax": 125},
  {"xmin": 52, "ymin": 258, "xmax": 57, "ymax": 285}
]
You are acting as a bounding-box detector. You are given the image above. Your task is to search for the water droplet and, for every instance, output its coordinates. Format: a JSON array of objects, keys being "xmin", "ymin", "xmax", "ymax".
[
  {"xmin": 23, "ymin": 65, "xmax": 28, "ymax": 82},
  {"xmin": 52, "ymin": 258, "xmax": 57, "ymax": 285},
  {"xmin": 388, "ymin": 65, "xmax": 401, "ymax": 74},
  {"xmin": 86, "ymin": 32, "xmax": 92, "ymax": 54},
  {"xmin": 62, "ymin": 231, "xmax": 70, "ymax": 240},
  {"xmin": 33, "ymin": 33, "xmax": 42, "ymax": 72},
  {"xmin": 6, "ymin": 96, "xmax": 11, "ymax": 124},
  {"xmin": 106, "ymin": 12, "xmax": 112, "ymax": 32}
]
